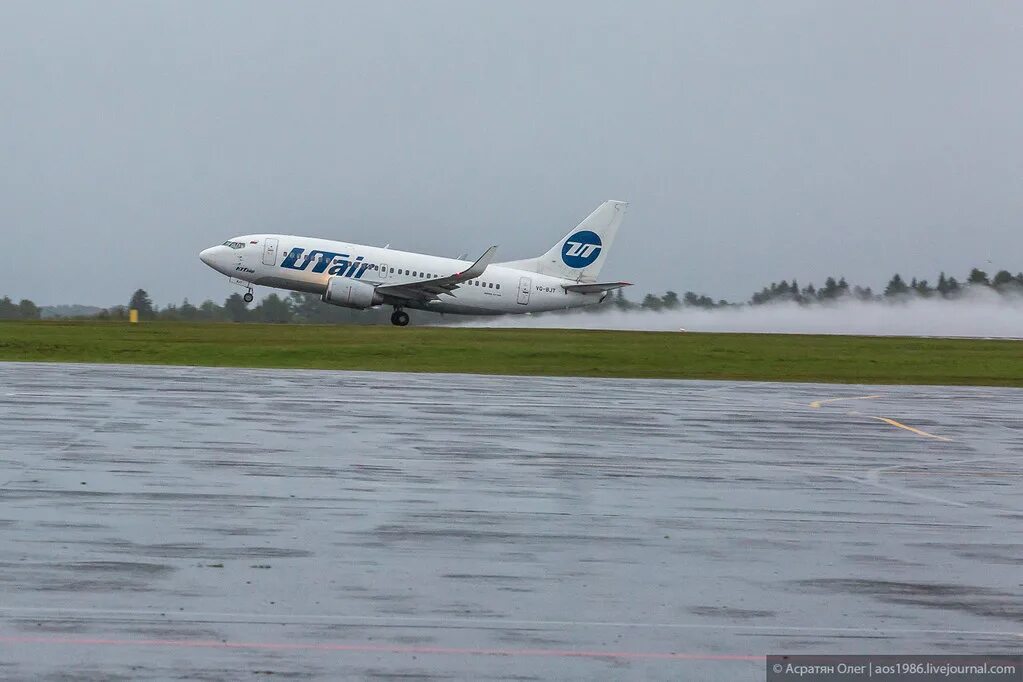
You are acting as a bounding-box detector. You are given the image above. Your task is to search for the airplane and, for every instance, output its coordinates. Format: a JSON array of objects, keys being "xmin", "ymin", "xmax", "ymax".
[{"xmin": 199, "ymin": 200, "xmax": 630, "ymax": 326}]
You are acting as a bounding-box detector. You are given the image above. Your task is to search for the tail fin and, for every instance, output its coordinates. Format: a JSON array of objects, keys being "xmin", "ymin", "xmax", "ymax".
[{"xmin": 501, "ymin": 200, "xmax": 628, "ymax": 281}]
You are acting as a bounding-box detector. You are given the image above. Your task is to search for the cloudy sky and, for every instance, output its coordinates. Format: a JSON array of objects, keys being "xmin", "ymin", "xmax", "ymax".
[{"xmin": 3, "ymin": 1, "xmax": 1020, "ymax": 307}]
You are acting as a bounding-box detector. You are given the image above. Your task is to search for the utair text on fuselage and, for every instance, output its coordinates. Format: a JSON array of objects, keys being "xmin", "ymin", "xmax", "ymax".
[{"xmin": 199, "ymin": 200, "xmax": 630, "ymax": 326}]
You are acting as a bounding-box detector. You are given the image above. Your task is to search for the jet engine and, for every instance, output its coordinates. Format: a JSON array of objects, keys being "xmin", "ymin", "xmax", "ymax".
[{"xmin": 322, "ymin": 277, "xmax": 382, "ymax": 309}]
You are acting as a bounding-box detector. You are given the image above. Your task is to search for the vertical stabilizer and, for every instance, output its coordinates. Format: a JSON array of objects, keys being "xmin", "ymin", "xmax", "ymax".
[{"xmin": 500, "ymin": 200, "xmax": 627, "ymax": 281}]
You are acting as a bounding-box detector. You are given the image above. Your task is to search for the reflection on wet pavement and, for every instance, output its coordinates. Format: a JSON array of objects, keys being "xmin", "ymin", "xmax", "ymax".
[{"xmin": 0, "ymin": 363, "xmax": 1020, "ymax": 680}]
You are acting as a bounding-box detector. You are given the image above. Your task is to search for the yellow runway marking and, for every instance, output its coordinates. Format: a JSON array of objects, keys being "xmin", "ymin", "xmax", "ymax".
[
  {"xmin": 865, "ymin": 416, "xmax": 953, "ymax": 442},
  {"xmin": 808, "ymin": 395, "xmax": 881, "ymax": 409},
  {"xmin": 808, "ymin": 395, "xmax": 952, "ymax": 442}
]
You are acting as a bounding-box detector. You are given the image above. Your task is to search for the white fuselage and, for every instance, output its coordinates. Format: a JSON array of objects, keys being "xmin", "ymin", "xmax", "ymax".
[{"xmin": 200, "ymin": 234, "xmax": 605, "ymax": 315}]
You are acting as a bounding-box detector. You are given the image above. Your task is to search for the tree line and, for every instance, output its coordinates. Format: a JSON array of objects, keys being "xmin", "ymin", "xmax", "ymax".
[
  {"xmin": 616, "ymin": 267, "xmax": 1023, "ymax": 311},
  {"xmin": 2, "ymin": 266, "xmax": 1021, "ymax": 323},
  {"xmin": 0, "ymin": 297, "xmax": 41, "ymax": 320}
]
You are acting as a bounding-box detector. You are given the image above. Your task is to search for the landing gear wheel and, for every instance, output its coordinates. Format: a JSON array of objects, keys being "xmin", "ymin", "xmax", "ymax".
[
  {"xmin": 243, "ymin": 292, "xmax": 254, "ymax": 303},
  {"xmin": 390, "ymin": 310, "xmax": 410, "ymax": 327}
]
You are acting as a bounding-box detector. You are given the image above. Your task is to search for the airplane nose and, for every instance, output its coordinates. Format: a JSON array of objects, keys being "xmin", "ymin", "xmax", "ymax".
[{"xmin": 199, "ymin": 247, "xmax": 216, "ymax": 266}]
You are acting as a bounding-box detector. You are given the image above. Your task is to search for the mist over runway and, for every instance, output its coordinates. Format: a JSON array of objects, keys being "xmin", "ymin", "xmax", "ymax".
[
  {"xmin": 458, "ymin": 293, "xmax": 1023, "ymax": 338},
  {"xmin": 1, "ymin": 363, "xmax": 1021, "ymax": 680}
]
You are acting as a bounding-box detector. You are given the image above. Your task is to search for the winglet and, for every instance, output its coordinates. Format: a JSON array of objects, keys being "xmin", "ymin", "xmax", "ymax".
[{"xmin": 455, "ymin": 245, "xmax": 498, "ymax": 280}]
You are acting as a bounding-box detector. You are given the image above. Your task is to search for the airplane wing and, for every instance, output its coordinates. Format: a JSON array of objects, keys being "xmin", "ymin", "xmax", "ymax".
[
  {"xmin": 561, "ymin": 281, "xmax": 631, "ymax": 294},
  {"xmin": 375, "ymin": 246, "xmax": 498, "ymax": 303}
]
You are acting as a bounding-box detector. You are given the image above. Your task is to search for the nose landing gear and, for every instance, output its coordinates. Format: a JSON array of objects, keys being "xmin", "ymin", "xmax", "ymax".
[
  {"xmin": 390, "ymin": 308, "xmax": 410, "ymax": 326},
  {"xmin": 230, "ymin": 277, "xmax": 255, "ymax": 303}
]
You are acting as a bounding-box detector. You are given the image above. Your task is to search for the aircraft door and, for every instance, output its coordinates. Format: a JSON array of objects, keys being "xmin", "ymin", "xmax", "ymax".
[
  {"xmin": 517, "ymin": 276, "xmax": 531, "ymax": 305},
  {"xmin": 262, "ymin": 238, "xmax": 279, "ymax": 266},
  {"xmin": 378, "ymin": 263, "xmax": 388, "ymax": 280}
]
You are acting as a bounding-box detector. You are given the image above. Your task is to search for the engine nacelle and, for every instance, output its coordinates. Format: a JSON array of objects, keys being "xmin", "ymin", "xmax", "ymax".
[{"xmin": 322, "ymin": 277, "xmax": 382, "ymax": 309}]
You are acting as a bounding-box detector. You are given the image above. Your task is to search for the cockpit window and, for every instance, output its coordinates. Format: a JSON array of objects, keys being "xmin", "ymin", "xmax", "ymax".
[{"xmin": 223, "ymin": 240, "xmax": 246, "ymax": 249}]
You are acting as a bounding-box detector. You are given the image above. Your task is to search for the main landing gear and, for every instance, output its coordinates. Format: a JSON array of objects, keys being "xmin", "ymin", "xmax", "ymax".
[
  {"xmin": 243, "ymin": 291, "xmax": 254, "ymax": 303},
  {"xmin": 390, "ymin": 308, "xmax": 410, "ymax": 327}
]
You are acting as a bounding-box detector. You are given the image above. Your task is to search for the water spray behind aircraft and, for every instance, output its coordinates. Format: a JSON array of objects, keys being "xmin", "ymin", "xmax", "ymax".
[{"xmin": 458, "ymin": 289, "xmax": 1023, "ymax": 339}]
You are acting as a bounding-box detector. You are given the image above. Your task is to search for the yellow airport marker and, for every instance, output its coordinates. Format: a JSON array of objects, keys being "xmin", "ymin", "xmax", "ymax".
[{"xmin": 129, "ymin": 309, "xmax": 139, "ymax": 324}]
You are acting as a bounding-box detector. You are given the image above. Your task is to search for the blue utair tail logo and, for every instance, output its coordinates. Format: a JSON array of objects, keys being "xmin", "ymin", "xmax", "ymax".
[{"xmin": 561, "ymin": 230, "xmax": 602, "ymax": 268}]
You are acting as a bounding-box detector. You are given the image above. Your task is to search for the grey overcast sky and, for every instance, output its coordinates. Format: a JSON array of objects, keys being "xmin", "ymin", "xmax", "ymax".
[{"xmin": 2, "ymin": 1, "xmax": 1021, "ymax": 307}]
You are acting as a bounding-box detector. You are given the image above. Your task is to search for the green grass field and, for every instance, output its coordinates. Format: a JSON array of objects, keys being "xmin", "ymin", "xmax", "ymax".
[{"xmin": 0, "ymin": 321, "xmax": 1020, "ymax": 386}]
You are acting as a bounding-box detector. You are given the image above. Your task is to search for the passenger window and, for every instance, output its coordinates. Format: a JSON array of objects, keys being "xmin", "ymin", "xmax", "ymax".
[
  {"xmin": 496, "ymin": 284, "xmax": 500, "ymax": 290},
  {"xmin": 489, "ymin": 283, "xmax": 493, "ymax": 288},
  {"xmin": 390, "ymin": 267, "xmax": 394, "ymax": 273}
]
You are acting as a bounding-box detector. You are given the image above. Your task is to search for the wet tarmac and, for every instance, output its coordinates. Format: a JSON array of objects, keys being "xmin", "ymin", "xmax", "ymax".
[{"xmin": 0, "ymin": 362, "xmax": 1021, "ymax": 680}]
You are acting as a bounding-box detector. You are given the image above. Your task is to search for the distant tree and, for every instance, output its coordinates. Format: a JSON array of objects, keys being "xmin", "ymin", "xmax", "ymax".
[
  {"xmin": 801, "ymin": 283, "xmax": 817, "ymax": 302},
  {"xmin": 837, "ymin": 277, "xmax": 849, "ymax": 295},
  {"xmin": 853, "ymin": 286, "xmax": 874, "ymax": 301},
  {"xmin": 683, "ymin": 292, "xmax": 714, "ymax": 308},
  {"xmin": 196, "ymin": 299, "xmax": 225, "ymax": 321},
  {"xmin": 128, "ymin": 289, "xmax": 155, "ymax": 319},
  {"xmin": 790, "ymin": 280, "xmax": 802, "ymax": 303},
  {"xmin": 967, "ymin": 268, "xmax": 990, "ymax": 286},
  {"xmin": 819, "ymin": 277, "xmax": 840, "ymax": 300},
  {"xmin": 99, "ymin": 305, "xmax": 128, "ymax": 320},
  {"xmin": 946, "ymin": 276, "xmax": 961, "ymax": 296},
  {"xmin": 640, "ymin": 294, "xmax": 663, "ymax": 311},
  {"xmin": 884, "ymin": 274, "xmax": 909, "ymax": 298},
  {"xmin": 223, "ymin": 293, "xmax": 249, "ymax": 322},
  {"xmin": 17, "ymin": 299, "xmax": 40, "ymax": 319},
  {"xmin": 158, "ymin": 304, "xmax": 179, "ymax": 320},
  {"xmin": 992, "ymin": 270, "xmax": 1014, "ymax": 288},
  {"xmin": 255, "ymin": 293, "xmax": 292, "ymax": 323},
  {"xmin": 913, "ymin": 279, "xmax": 933, "ymax": 297},
  {"xmin": 179, "ymin": 299, "xmax": 198, "ymax": 320},
  {"xmin": 750, "ymin": 286, "xmax": 771, "ymax": 305},
  {"xmin": 0, "ymin": 296, "xmax": 19, "ymax": 320},
  {"xmin": 661, "ymin": 291, "xmax": 680, "ymax": 309},
  {"xmin": 936, "ymin": 272, "xmax": 949, "ymax": 296},
  {"xmin": 613, "ymin": 288, "xmax": 633, "ymax": 311}
]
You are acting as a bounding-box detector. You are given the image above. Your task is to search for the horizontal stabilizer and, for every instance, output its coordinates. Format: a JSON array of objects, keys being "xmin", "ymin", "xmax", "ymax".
[{"xmin": 562, "ymin": 281, "xmax": 632, "ymax": 294}]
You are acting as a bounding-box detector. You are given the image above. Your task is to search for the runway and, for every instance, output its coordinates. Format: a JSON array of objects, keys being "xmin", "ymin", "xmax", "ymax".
[{"xmin": 0, "ymin": 362, "xmax": 1021, "ymax": 680}]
